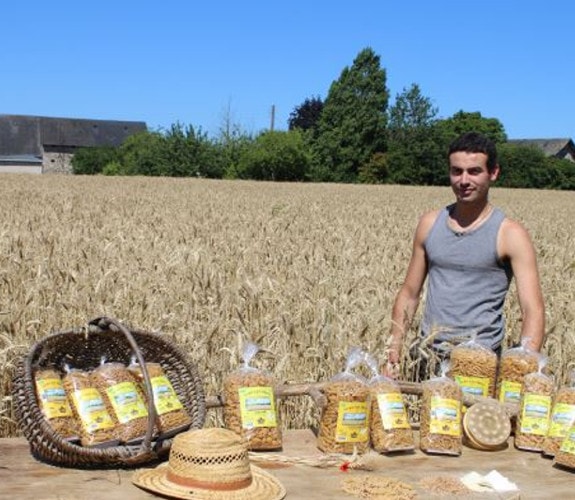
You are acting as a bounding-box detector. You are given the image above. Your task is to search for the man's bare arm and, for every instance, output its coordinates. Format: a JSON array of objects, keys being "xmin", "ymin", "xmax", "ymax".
[{"xmin": 499, "ymin": 219, "xmax": 545, "ymax": 351}]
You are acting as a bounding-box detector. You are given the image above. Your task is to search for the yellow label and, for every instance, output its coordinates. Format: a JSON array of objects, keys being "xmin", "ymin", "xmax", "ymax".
[
  {"xmin": 548, "ymin": 403, "xmax": 575, "ymax": 438},
  {"xmin": 72, "ymin": 388, "xmax": 115, "ymax": 432},
  {"xmin": 454, "ymin": 375, "xmax": 490, "ymax": 397},
  {"xmin": 499, "ymin": 380, "xmax": 522, "ymax": 404},
  {"xmin": 335, "ymin": 401, "xmax": 369, "ymax": 443},
  {"xmin": 559, "ymin": 426, "xmax": 575, "ymax": 455},
  {"xmin": 429, "ymin": 396, "xmax": 461, "ymax": 437},
  {"xmin": 376, "ymin": 393, "xmax": 410, "ymax": 430},
  {"xmin": 106, "ymin": 381, "xmax": 148, "ymax": 424},
  {"xmin": 35, "ymin": 378, "xmax": 73, "ymax": 419},
  {"xmin": 151, "ymin": 376, "xmax": 184, "ymax": 415},
  {"xmin": 520, "ymin": 394, "xmax": 552, "ymax": 436},
  {"xmin": 238, "ymin": 386, "xmax": 277, "ymax": 429}
]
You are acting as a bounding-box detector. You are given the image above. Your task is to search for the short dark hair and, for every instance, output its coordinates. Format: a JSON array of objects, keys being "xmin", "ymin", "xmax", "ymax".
[{"xmin": 448, "ymin": 132, "xmax": 498, "ymax": 172}]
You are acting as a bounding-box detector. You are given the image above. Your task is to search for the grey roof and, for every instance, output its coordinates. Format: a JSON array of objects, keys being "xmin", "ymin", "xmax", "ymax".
[
  {"xmin": 0, "ymin": 114, "xmax": 147, "ymax": 156},
  {"xmin": 0, "ymin": 154, "xmax": 43, "ymax": 165},
  {"xmin": 507, "ymin": 138, "xmax": 574, "ymax": 157}
]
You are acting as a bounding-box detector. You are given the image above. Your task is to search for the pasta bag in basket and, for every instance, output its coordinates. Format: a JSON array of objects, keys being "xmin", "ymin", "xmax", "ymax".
[
  {"xmin": 317, "ymin": 347, "xmax": 370, "ymax": 454},
  {"xmin": 449, "ymin": 335, "xmax": 497, "ymax": 399},
  {"xmin": 62, "ymin": 365, "xmax": 119, "ymax": 447},
  {"xmin": 496, "ymin": 338, "xmax": 539, "ymax": 405},
  {"xmin": 515, "ymin": 353, "xmax": 554, "ymax": 452},
  {"xmin": 365, "ymin": 353, "xmax": 414, "ymax": 453},
  {"xmin": 223, "ymin": 341, "xmax": 282, "ymax": 451},
  {"xmin": 128, "ymin": 358, "xmax": 192, "ymax": 438},
  {"xmin": 92, "ymin": 359, "xmax": 150, "ymax": 444},
  {"xmin": 542, "ymin": 370, "xmax": 575, "ymax": 457},
  {"xmin": 420, "ymin": 361, "xmax": 463, "ymax": 456},
  {"xmin": 34, "ymin": 367, "xmax": 80, "ymax": 441}
]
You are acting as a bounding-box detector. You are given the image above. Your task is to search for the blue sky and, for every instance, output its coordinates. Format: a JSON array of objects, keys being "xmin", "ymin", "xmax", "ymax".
[{"xmin": 2, "ymin": 1, "xmax": 574, "ymax": 140}]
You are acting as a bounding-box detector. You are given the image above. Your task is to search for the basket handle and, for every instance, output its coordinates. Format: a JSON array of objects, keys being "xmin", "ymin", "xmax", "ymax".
[{"xmin": 89, "ymin": 316, "xmax": 158, "ymax": 454}]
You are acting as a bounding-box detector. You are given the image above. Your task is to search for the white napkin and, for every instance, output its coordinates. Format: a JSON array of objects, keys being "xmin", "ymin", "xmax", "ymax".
[{"xmin": 461, "ymin": 470, "xmax": 519, "ymax": 493}]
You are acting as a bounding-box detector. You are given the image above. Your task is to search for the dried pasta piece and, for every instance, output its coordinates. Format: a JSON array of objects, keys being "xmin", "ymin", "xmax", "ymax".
[{"xmin": 341, "ymin": 474, "xmax": 416, "ymax": 500}]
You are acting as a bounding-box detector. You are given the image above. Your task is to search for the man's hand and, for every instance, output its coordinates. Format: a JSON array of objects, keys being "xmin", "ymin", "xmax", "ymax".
[{"xmin": 382, "ymin": 361, "xmax": 400, "ymax": 379}]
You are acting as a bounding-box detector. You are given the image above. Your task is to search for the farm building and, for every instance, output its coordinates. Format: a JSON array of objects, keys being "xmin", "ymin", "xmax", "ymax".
[
  {"xmin": 0, "ymin": 114, "xmax": 147, "ymax": 174},
  {"xmin": 507, "ymin": 138, "xmax": 575, "ymax": 162}
]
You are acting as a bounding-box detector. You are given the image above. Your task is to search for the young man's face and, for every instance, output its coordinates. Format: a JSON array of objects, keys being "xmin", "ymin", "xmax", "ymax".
[{"xmin": 449, "ymin": 151, "xmax": 499, "ymax": 204}]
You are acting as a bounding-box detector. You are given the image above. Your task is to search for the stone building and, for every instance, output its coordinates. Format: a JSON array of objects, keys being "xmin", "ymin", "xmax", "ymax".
[{"xmin": 0, "ymin": 114, "xmax": 147, "ymax": 174}]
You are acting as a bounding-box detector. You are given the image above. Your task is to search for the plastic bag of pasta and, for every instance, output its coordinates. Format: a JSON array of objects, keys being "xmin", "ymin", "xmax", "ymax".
[
  {"xmin": 542, "ymin": 370, "xmax": 575, "ymax": 457},
  {"xmin": 553, "ymin": 417, "xmax": 575, "ymax": 470},
  {"xmin": 496, "ymin": 338, "xmax": 539, "ymax": 405},
  {"xmin": 449, "ymin": 335, "xmax": 497, "ymax": 399},
  {"xmin": 365, "ymin": 353, "xmax": 414, "ymax": 453},
  {"xmin": 128, "ymin": 358, "xmax": 192, "ymax": 438},
  {"xmin": 62, "ymin": 365, "xmax": 119, "ymax": 447},
  {"xmin": 317, "ymin": 347, "xmax": 370, "ymax": 454},
  {"xmin": 92, "ymin": 359, "xmax": 149, "ymax": 444},
  {"xmin": 420, "ymin": 361, "xmax": 463, "ymax": 456},
  {"xmin": 515, "ymin": 354, "xmax": 554, "ymax": 452},
  {"xmin": 34, "ymin": 367, "xmax": 80, "ymax": 441},
  {"xmin": 223, "ymin": 341, "xmax": 282, "ymax": 451}
]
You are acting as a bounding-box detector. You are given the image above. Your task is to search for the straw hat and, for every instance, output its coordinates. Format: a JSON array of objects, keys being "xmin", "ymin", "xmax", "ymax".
[{"xmin": 132, "ymin": 427, "xmax": 286, "ymax": 499}]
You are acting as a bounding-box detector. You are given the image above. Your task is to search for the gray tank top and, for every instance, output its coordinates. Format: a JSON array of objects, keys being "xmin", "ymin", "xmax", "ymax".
[{"xmin": 421, "ymin": 205, "xmax": 513, "ymax": 351}]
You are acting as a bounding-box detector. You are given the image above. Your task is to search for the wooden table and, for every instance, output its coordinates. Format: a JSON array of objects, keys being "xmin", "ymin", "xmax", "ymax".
[{"xmin": 1, "ymin": 430, "xmax": 572, "ymax": 499}]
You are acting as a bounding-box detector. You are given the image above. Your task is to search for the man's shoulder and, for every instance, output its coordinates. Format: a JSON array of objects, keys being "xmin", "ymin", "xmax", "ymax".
[
  {"xmin": 497, "ymin": 215, "xmax": 534, "ymax": 259},
  {"xmin": 419, "ymin": 207, "xmax": 445, "ymax": 228},
  {"xmin": 415, "ymin": 208, "xmax": 444, "ymax": 242}
]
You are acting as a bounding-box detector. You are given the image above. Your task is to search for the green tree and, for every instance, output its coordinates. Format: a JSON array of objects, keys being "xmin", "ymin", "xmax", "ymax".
[
  {"xmin": 215, "ymin": 110, "xmax": 254, "ymax": 180},
  {"xmin": 312, "ymin": 47, "xmax": 389, "ymax": 182},
  {"xmin": 71, "ymin": 146, "xmax": 120, "ymax": 175},
  {"xmin": 163, "ymin": 123, "xmax": 223, "ymax": 178},
  {"xmin": 118, "ymin": 130, "xmax": 168, "ymax": 176},
  {"xmin": 497, "ymin": 143, "xmax": 548, "ymax": 188},
  {"xmin": 438, "ymin": 111, "xmax": 507, "ymax": 144},
  {"xmin": 386, "ymin": 123, "xmax": 448, "ymax": 185},
  {"xmin": 357, "ymin": 152, "xmax": 389, "ymax": 184},
  {"xmin": 385, "ymin": 84, "xmax": 446, "ymax": 185},
  {"xmin": 388, "ymin": 83, "xmax": 438, "ymax": 141},
  {"xmin": 288, "ymin": 96, "xmax": 324, "ymax": 132},
  {"xmin": 232, "ymin": 130, "xmax": 310, "ymax": 181},
  {"xmin": 498, "ymin": 143, "xmax": 575, "ymax": 189},
  {"xmin": 546, "ymin": 157, "xmax": 575, "ymax": 190}
]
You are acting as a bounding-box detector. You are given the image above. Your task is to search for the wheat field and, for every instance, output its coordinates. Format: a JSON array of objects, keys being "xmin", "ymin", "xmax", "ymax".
[{"xmin": 1, "ymin": 174, "xmax": 573, "ymax": 437}]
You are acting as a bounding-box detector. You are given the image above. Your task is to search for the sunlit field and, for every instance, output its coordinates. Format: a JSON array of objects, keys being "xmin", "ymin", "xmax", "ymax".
[{"xmin": 1, "ymin": 174, "xmax": 573, "ymax": 436}]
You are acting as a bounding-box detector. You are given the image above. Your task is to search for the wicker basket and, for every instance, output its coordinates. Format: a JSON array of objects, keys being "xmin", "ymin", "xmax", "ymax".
[{"xmin": 12, "ymin": 316, "xmax": 206, "ymax": 468}]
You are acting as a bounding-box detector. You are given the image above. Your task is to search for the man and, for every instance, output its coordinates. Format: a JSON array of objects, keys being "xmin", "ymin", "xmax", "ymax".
[{"xmin": 386, "ymin": 132, "xmax": 545, "ymax": 375}]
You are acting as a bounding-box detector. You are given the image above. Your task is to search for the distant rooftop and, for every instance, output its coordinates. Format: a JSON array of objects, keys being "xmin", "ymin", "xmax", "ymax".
[
  {"xmin": 507, "ymin": 138, "xmax": 574, "ymax": 157},
  {"xmin": 0, "ymin": 114, "xmax": 147, "ymax": 156}
]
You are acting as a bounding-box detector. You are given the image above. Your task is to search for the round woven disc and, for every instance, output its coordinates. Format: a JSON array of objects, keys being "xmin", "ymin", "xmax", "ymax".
[{"xmin": 463, "ymin": 401, "xmax": 511, "ymax": 448}]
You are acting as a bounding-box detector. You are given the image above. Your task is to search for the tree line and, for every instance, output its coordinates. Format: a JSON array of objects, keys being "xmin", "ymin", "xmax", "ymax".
[{"xmin": 73, "ymin": 47, "xmax": 575, "ymax": 190}]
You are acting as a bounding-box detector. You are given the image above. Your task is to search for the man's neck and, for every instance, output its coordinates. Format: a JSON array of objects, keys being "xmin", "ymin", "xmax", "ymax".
[{"xmin": 450, "ymin": 201, "xmax": 492, "ymax": 230}]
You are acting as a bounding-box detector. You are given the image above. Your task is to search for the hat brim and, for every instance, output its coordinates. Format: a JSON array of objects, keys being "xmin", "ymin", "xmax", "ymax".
[{"xmin": 132, "ymin": 462, "xmax": 286, "ymax": 500}]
